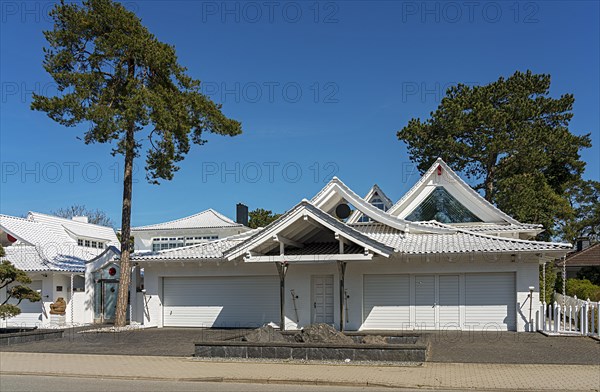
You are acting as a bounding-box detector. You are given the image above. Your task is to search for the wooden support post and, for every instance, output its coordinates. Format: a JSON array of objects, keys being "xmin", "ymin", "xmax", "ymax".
[
  {"xmin": 337, "ymin": 260, "xmax": 347, "ymax": 331},
  {"xmin": 275, "ymin": 262, "xmax": 288, "ymax": 331}
]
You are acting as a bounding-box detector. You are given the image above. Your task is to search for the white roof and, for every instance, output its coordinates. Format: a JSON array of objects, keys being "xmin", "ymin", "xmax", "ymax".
[
  {"xmin": 131, "ymin": 209, "xmax": 242, "ymax": 231},
  {"xmin": 28, "ymin": 212, "xmax": 118, "ymax": 242},
  {"xmin": 352, "ymin": 223, "xmax": 571, "ymax": 255},
  {"xmin": 0, "ymin": 212, "xmax": 119, "ymax": 273},
  {"xmin": 132, "ymin": 230, "xmax": 259, "ymax": 261},
  {"xmin": 347, "ymin": 184, "xmax": 394, "ymax": 224},
  {"xmin": 1, "ymin": 245, "xmax": 86, "ymax": 273},
  {"xmin": 388, "ymin": 158, "xmax": 523, "ymax": 226}
]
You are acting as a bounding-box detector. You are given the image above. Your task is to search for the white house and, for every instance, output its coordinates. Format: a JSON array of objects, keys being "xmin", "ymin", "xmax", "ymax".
[
  {"xmin": 0, "ymin": 212, "xmax": 119, "ymax": 328},
  {"xmin": 130, "ymin": 159, "xmax": 572, "ymax": 332},
  {"xmin": 131, "ymin": 206, "xmax": 251, "ymax": 252}
]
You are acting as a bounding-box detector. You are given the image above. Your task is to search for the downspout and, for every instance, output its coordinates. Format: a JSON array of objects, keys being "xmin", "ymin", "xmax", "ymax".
[{"xmin": 70, "ymin": 273, "xmax": 74, "ymax": 326}]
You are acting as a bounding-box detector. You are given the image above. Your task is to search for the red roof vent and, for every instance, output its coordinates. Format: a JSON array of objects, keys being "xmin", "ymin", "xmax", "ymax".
[{"xmin": 437, "ymin": 165, "xmax": 442, "ymax": 176}]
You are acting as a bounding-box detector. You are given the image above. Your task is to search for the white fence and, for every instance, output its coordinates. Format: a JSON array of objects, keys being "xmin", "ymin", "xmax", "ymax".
[{"xmin": 539, "ymin": 294, "xmax": 599, "ymax": 336}]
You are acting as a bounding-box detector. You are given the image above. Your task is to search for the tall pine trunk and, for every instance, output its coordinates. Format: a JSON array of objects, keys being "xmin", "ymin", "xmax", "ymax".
[{"xmin": 114, "ymin": 124, "xmax": 134, "ymax": 327}]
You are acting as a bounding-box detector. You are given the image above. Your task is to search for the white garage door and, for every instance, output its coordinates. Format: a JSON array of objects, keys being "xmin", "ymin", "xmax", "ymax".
[
  {"xmin": 362, "ymin": 274, "xmax": 410, "ymax": 330},
  {"xmin": 6, "ymin": 280, "xmax": 43, "ymax": 328},
  {"xmin": 465, "ymin": 273, "xmax": 516, "ymax": 331},
  {"xmin": 163, "ymin": 276, "xmax": 279, "ymax": 328}
]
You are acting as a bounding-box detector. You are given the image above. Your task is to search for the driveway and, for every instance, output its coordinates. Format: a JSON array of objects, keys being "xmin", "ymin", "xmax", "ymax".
[
  {"xmin": 2, "ymin": 327, "xmax": 598, "ymax": 365},
  {"xmin": 0, "ymin": 327, "xmax": 250, "ymax": 357},
  {"xmin": 424, "ymin": 331, "xmax": 600, "ymax": 365}
]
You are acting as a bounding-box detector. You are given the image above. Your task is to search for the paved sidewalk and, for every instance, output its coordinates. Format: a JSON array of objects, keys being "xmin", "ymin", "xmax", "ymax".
[{"xmin": 1, "ymin": 352, "xmax": 599, "ymax": 391}]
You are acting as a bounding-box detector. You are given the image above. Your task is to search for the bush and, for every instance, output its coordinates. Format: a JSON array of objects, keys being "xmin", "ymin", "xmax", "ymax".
[{"xmin": 565, "ymin": 278, "xmax": 600, "ymax": 302}]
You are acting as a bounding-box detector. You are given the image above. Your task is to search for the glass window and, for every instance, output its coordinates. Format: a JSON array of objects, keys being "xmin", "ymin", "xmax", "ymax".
[
  {"xmin": 78, "ymin": 239, "xmax": 84, "ymax": 246},
  {"xmin": 85, "ymin": 240, "xmax": 90, "ymax": 247},
  {"xmin": 406, "ymin": 187, "xmax": 482, "ymax": 223}
]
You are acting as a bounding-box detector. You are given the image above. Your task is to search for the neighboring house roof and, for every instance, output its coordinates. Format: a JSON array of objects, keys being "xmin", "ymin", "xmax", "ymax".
[
  {"xmin": 0, "ymin": 214, "xmax": 54, "ymax": 246},
  {"xmin": 387, "ymin": 158, "xmax": 525, "ymax": 226},
  {"xmin": 28, "ymin": 212, "xmax": 118, "ymax": 243},
  {"xmin": 131, "ymin": 209, "xmax": 243, "ymax": 231},
  {"xmin": 132, "ymin": 230, "xmax": 259, "ymax": 261},
  {"xmin": 1, "ymin": 245, "xmax": 86, "ymax": 273},
  {"xmin": 347, "ymin": 184, "xmax": 394, "ymax": 224},
  {"xmin": 0, "ymin": 212, "xmax": 119, "ymax": 273},
  {"xmin": 560, "ymin": 243, "xmax": 600, "ymax": 267}
]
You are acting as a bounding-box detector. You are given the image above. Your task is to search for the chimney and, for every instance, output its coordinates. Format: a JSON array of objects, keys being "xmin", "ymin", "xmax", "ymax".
[
  {"xmin": 576, "ymin": 237, "xmax": 590, "ymax": 252},
  {"xmin": 72, "ymin": 216, "xmax": 89, "ymax": 223},
  {"xmin": 236, "ymin": 203, "xmax": 248, "ymax": 226}
]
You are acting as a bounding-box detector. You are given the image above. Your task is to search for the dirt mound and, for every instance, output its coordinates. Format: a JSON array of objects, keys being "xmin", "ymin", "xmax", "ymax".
[
  {"xmin": 242, "ymin": 324, "xmax": 287, "ymax": 343},
  {"xmin": 361, "ymin": 335, "xmax": 387, "ymax": 345},
  {"xmin": 293, "ymin": 323, "xmax": 354, "ymax": 344}
]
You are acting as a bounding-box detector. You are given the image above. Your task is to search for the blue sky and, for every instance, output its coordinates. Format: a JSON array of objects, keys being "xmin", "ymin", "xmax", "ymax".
[{"xmin": 1, "ymin": 0, "xmax": 598, "ymax": 227}]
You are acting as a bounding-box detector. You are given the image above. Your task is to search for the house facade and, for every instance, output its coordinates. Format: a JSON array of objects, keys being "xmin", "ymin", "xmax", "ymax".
[
  {"xmin": 130, "ymin": 207, "xmax": 251, "ymax": 252},
  {"xmin": 131, "ymin": 159, "xmax": 572, "ymax": 332},
  {"xmin": 0, "ymin": 212, "xmax": 119, "ymax": 328}
]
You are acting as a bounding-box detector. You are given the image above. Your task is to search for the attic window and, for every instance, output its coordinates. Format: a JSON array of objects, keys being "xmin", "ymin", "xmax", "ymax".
[
  {"xmin": 358, "ymin": 196, "xmax": 389, "ymax": 223},
  {"xmin": 406, "ymin": 187, "xmax": 482, "ymax": 223}
]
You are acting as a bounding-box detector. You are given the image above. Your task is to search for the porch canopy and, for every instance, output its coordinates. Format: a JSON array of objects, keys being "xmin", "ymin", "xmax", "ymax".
[{"xmin": 224, "ymin": 200, "xmax": 394, "ymax": 330}]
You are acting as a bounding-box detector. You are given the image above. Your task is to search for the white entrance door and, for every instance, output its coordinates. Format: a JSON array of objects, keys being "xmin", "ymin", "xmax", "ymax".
[
  {"xmin": 163, "ymin": 276, "xmax": 279, "ymax": 328},
  {"xmin": 362, "ymin": 274, "xmax": 410, "ymax": 330},
  {"xmin": 414, "ymin": 275, "xmax": 436, "ymax": 329},
  {"xmin": 312, "ymin": 275, "xmax": 334, "ymax": 324},
  {"xmin": 465, "ymin": 273, "xmax": 516, "ymax": 331},
  {"xmin": 438, "ymin": 275, "xmax": 460, "ymax": 329}
]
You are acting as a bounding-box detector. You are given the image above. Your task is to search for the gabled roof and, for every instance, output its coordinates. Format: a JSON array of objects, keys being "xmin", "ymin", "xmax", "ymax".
[
  {"xmin": 223, "ymin": 200, "xmax": 395, "ymax": 261},
  {"xmin": 310, "ymin": 177, "xmax": 454, "ymax": 234},
  {"xmin": 560, "ymin": 243, "xmax": 600, "ymax": 267},
  {"xmin": 131, "ymin": 209, "xmax": 242, "ymax": 231},
  {"xmin": 387, "ymin": 158, "xmax": 524, "ymax": 226},
  {"xmin": 347, "ymin": 184, "xmax": 394, "ymax": 224}
]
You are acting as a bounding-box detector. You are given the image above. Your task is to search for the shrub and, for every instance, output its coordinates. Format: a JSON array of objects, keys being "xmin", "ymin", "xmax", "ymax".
[{"xmin": 566, "ymin": 278, "xmax": 600, "ymax": 302}]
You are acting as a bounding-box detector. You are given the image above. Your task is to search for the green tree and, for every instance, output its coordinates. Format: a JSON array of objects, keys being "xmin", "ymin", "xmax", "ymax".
[
  {"xmin": 560, "ymin": 179, "xmax": 600, "ymax": 243},
  {"xmin": 398, "ymin": 70, "xmax": 591, "ymax": 239},
  {"xmin": 52, "ymin": 204, "xmax": 115, "ymax": 228},
  {"xmin": 32, "ymin": 0, "xmax": 242, "ymax": 326},
  {"xmin": 0, "ymin": 245, "xmax": 42, "ymax": 320},
  {"xmin": 539, "ymin": 262, "xmax": 557, "ymax": 304},
  {"xmin": 248, "ymin": 209, "xmax": 281, "ymax": 229}
]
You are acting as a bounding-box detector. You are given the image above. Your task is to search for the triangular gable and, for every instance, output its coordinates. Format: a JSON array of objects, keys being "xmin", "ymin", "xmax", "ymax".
[
  {"xmin": 347, "ymin": 184, "xmax": 394, "ymax": 224},
  {"xmin": 224, "ymin": 200, "xmax": 394, "ymax": 261},
  {"xmin": 388, "ymin": 158, "xmax": 520, "ymax": 224},
  {"xmin": 310, "ymin": 177, "xmax": 454, "ymax": 234}
]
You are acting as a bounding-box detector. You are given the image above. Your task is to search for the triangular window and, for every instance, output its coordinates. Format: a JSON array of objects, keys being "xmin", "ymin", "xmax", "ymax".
[{"xmin": 406, "ymin": 187, "xmax": 482, "ymax": 223}]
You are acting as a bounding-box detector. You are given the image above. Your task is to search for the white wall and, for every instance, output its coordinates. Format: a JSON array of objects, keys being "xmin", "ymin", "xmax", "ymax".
[
  {"xmin": 138, "ymin": 253, "xmax": 540, "ymax": 332},
  {"xmin": 133, "ymin": 227, "xmax": 249, "ymax": 252}
]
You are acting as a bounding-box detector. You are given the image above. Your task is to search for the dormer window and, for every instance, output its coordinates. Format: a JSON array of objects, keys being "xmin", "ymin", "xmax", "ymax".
[{"xmin": 78, "ymin": 238, "xmax": 105, "ymax": 249}]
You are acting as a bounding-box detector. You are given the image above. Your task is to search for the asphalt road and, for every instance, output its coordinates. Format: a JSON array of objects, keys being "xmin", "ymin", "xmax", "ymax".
[{"xmin": 0, "ymin": 375, "xmax": 436, "ymax": 392}]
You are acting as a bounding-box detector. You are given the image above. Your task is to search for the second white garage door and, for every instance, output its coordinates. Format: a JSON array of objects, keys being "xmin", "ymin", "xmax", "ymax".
[
  {"xmin": 465, "ymin": 273, "xmax": 516, "ymax": 331},
  {"xmin": 163, "ymin": 276, "xmax": 279, "ymax": 328}
]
